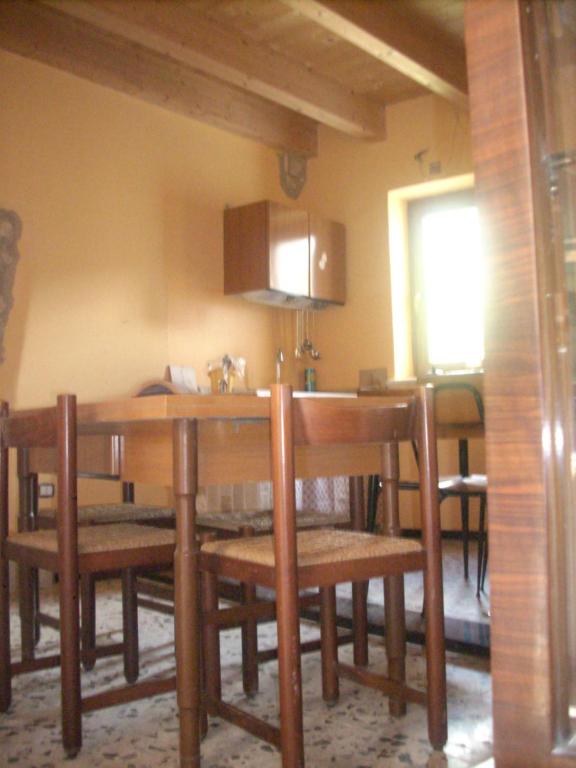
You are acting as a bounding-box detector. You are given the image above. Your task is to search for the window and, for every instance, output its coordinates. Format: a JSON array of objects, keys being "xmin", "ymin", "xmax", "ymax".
[{"xmin": 408, "ymin": 189, "xmax": 484, "ymax": 376}]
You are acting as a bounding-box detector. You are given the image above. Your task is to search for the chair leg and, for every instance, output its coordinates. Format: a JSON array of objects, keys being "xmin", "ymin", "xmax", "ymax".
[
  {"xmin": 80, "ymin": 574, "xmax": 96, "ymax": 671},
  {"xmin": 175, "ymin": 548, "xmax": 202, "ymax": 766},
  {"xmin": 481, "ymin": 540, "xmax": 489, "ymax": 593},
  {"xmin": 349, "ymin": 476, "xmax": 368, "ymax": 666},
  {"xmin": 58, "ymin": 568, "xmax": 82, "ymax": 757},
  {"xmin": 121, "ymin": 569, "xmax": 139, "ymax": 685},
  {"xmin": 0, "ymin": 554, "xmax": 11, "ymax": 712},
  {"xmin": 173, "ymin": 419, "xmax": 202, "ymax": 768},
  {"xmin": 320, "ymin": 585, "xmax": 339, "ymax": 704},
  {"xmin": 18, "ymin": 563, "xmax": 35, "ymax": 662},
  {"xmin": 461, "ymin": 495, "xmax": 470, "ymax": 580},
  {"xmin": 201, "ymin": 565, "xmax": 221, "ymax": 700},
  {"xmin": 423, "ymin": 563, "xmax": 447, "ymax": 750},
  {"xmin": 200, "ymin": 531, "xmax": 221, "ymax": 708},
  {"xmin": 239, "ymin": 524, "xmax": 259, "ymax": 697},
  {"xmin": 366, "ymin": 475, "xmax": 380, "ymax": 532},
  {"xmin": 384, "ymin": 574, "xmax": 407, "ymax": 717},
  {"xmin": 476, "ymin": 495, "xmax": 487, "ymax": 598},
  {"xmin": 275, "ymin": 576, "xmax": 305, "ymax": 768},
  {"xmin": 32, "ymin": 568, "xmax": 41, "ymax": 646},
  {"xmin": 352, "ymin": 581, "xmax": 369, "ymax": 667}
]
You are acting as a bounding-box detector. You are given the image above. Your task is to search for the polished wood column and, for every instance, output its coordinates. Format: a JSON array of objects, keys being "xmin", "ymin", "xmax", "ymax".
[{"xmin": 466, "ymin": 1, "xmax": 575, "ymax": 765}]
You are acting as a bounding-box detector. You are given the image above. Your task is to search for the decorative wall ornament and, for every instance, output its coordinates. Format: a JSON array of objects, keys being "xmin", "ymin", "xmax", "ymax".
[
  {"xmin": 0, "ymin": 210, "xmax": 22, "ymax": 362},
  {"xmin": 278, "ymin": 151, "xmax": 308, "ymax": 199}
]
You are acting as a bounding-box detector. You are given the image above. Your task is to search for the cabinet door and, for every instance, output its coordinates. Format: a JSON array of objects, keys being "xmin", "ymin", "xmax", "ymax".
[
  {"xmin": 223, "ymin": 201, "xmax": 269, "ymax": 295},
  {"xmin": 269, "ymin": 202, "xmax": 309, "ymax": 297},
  {"xmin": 309, "ymin": 213, "xmax": 346, "ymax": 304}
]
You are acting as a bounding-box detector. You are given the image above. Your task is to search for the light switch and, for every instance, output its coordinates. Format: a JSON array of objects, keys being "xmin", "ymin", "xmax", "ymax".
[{"xmin": 39, "ymin": 483, "xmax": 55, "ymax": 498}]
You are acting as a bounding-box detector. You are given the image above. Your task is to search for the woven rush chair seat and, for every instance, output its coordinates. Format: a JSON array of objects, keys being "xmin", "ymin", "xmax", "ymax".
[
  {"xmin": 38, "ymin": 503, "xmax": 175, "ymax": 525},
  {"xmin": 193, "ymin": 493, "xmax": 365, "ymax": 700},
  {"xmin": 7, "ymin": 523, "xmax": 175, "ymax": 558},
  {"xmin": 197, "ymin": 507, "xmax": 350, "ymax": 532},
  {"xmin": 135, "ymin": 500, "xmax": 362, "ymax": 703},
  {"xmin": 29, "ymin": 499, "xmax": 175, "ymax": 680},
  {"xmin": 202, "ymin": 528, "xmax": 423, "ymax": 569}
]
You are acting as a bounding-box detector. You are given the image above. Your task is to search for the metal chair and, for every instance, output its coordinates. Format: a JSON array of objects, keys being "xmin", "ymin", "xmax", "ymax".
[{"xmin": 368, "ymin": 382, "xmax": 487, "ymax": 592}]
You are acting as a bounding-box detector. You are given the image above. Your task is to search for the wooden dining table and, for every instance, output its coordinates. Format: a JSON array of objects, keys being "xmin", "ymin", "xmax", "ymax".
[{"xmin": 22, "ymin": 388, "xmax": 474, "ymax": 760}]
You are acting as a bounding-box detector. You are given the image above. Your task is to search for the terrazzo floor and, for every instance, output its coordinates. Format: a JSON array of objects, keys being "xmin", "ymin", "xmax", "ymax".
[
  {"xmin": 339, "ymin": 540, "xmax": 490, "ymax": 625},
  {"xmin": 0, "ymin": 571, "xmax": 492, "ymax": 768}
]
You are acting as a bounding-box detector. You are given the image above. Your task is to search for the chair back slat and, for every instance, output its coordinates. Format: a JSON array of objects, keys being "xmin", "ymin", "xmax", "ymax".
[
  {"xmin": 270, "ymin": 383, "xmax": 440, "ymax": 556},
  {"xmin": 0, "ymin": 395, "xmax": 78, "ymax": 540},
  {"xmin": 27, "ymin": 435, "xmax": 121, "ymax": 478},
  {"xmin": 433, "ymin": 382, "xmax": 484, "ymax": 425},
  {"xmin": 292, "ymin": 395, "xmax": 416, "ymax": 446},
  {"xmin": 57, "ymin": 395, "xmax": 78, "ymax": 556},
  {"xmin": 2, "ymin": 408, "xmax": 59, "ymax": 451},
  {"xmin": 0, "ymin": 402, "xmax": 9, "ymax": 549}
]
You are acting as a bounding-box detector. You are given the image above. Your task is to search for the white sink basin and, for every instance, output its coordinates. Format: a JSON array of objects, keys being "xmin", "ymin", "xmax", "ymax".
[{"xmin": 256, "ymin": 389, "xmax": 357, "ymax": 398}]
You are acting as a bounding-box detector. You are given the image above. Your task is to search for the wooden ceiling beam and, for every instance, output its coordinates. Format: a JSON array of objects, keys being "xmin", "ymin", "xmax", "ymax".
[
  {"xmin": 0, "ymin": 1, "xmax": 318, "ymax": 157},
  {"xmin": 42, "ymin": 0, "xmax": 386, "ymax": 140},
  {"xmin": 282, "ymin": 0, "xmax": 468, "ymax": 109}
]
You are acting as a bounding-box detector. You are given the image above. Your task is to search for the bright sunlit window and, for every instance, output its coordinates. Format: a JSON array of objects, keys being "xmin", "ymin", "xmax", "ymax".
[{"xmin": 409, "ymin": 189, "xmax": 485, "ymax": 375}]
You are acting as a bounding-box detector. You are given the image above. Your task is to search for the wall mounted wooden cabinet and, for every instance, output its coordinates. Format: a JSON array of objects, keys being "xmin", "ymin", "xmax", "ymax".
[{"xmin": 223, "ymin": 200, "xmax": 345, "ymax": 309}]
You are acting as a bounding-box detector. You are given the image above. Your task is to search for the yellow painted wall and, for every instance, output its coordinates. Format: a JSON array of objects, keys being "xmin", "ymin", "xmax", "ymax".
[
  {"xmin": 0, "ymin": 50, "xmax": 281, "ymax": 408},
  {"xmin": 297, "ymin": 96, "xmax": 473, "ymax": 392},
  {"xmin": 298, "ymin": 97, "xmax": 478, "ymax": 530},
  {"xmin": 0, "ymin": 51, "xmax": 479, "ymax": 527}
]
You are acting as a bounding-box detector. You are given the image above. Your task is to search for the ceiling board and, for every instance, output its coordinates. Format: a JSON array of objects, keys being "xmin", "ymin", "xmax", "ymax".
[{"xmin": 1, "ymin": 0, "xmax": 467, "ymax": 153}]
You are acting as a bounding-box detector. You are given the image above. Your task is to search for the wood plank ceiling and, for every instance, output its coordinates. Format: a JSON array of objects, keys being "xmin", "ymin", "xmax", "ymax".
[{"xmin": 0, "ymin": 0, "xmax": 467, "ymax": 157}]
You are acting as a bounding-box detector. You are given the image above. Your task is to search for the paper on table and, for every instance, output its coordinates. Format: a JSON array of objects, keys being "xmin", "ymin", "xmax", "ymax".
[{"xmin": 167, "ymin": 365, "xmax": 198, "ymax": 393}]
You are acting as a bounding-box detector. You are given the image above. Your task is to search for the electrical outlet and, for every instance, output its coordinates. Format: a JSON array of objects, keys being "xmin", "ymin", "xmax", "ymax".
[{"xmin": 39, "ymin": 483, "xmax": 55, "ymax": 498}]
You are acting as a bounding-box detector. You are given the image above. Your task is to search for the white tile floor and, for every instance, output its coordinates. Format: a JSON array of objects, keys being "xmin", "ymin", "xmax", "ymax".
[{"xmin": 1, "ymin": 543, "xmax": 492, "ymax": 767}]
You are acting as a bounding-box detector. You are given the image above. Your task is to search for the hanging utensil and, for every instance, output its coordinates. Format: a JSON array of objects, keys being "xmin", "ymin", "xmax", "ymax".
[
  {"xmin": 294, "ymin": 310, "xmax": 302, "ymax": 358},
  {"xmin": 309, "ymin": 311, "xmax": 321, "ymax": 359},
  {"xmin": 301, "ymin": 309, "xmax": 321, "ymax": 360}
]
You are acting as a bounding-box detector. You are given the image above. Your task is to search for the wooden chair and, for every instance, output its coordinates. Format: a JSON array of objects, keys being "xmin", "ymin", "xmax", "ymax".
[
  {"xmin": 134, "ymin": 378, "xmax": 367, "ymax": 690},
  {"xmin": 135, "ymin": 482, "xmax": 367, "ymax": 698},
  {"xmin": 195, "ymin": 477, "xmax": 368, "ymax": 697},
  {"xmin": 0, "ymin": 395, "xmax": 177, "ymax": 758},
  {"xmin": 26, "ymin": 477, "xmax": 174, "ymax": 669},
  {"xmin": 17, "ymin": 431, "xmax": 174, "ymax": 674},
  {"xmin": 173, "ymin": 384, "xmax": 446, "ymax": 767}
]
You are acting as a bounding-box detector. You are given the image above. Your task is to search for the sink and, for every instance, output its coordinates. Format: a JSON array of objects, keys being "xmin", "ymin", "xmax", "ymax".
[{"xmin": 256, "ymin": 389, "xmax": 357, "ymax": 398}]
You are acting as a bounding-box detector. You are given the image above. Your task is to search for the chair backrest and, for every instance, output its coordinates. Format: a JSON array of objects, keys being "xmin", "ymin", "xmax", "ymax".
[
  {"xmin": 0, "ymin": 395, "xmax": 78, "ymax": 561},
  {"xmin": 269, "ymin": 384, "xmax": 440, "ymax": 547},
  {"xmin": 387, "ymin": 380, "xmax": 483, "ymax": 471},
  {"xmin": 27, "ymin": 434, "xmax": 121, "ymax": 479},
  {"xmin": 434, "ymin": 382, "xmax": 484, "ymax": 426}
]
